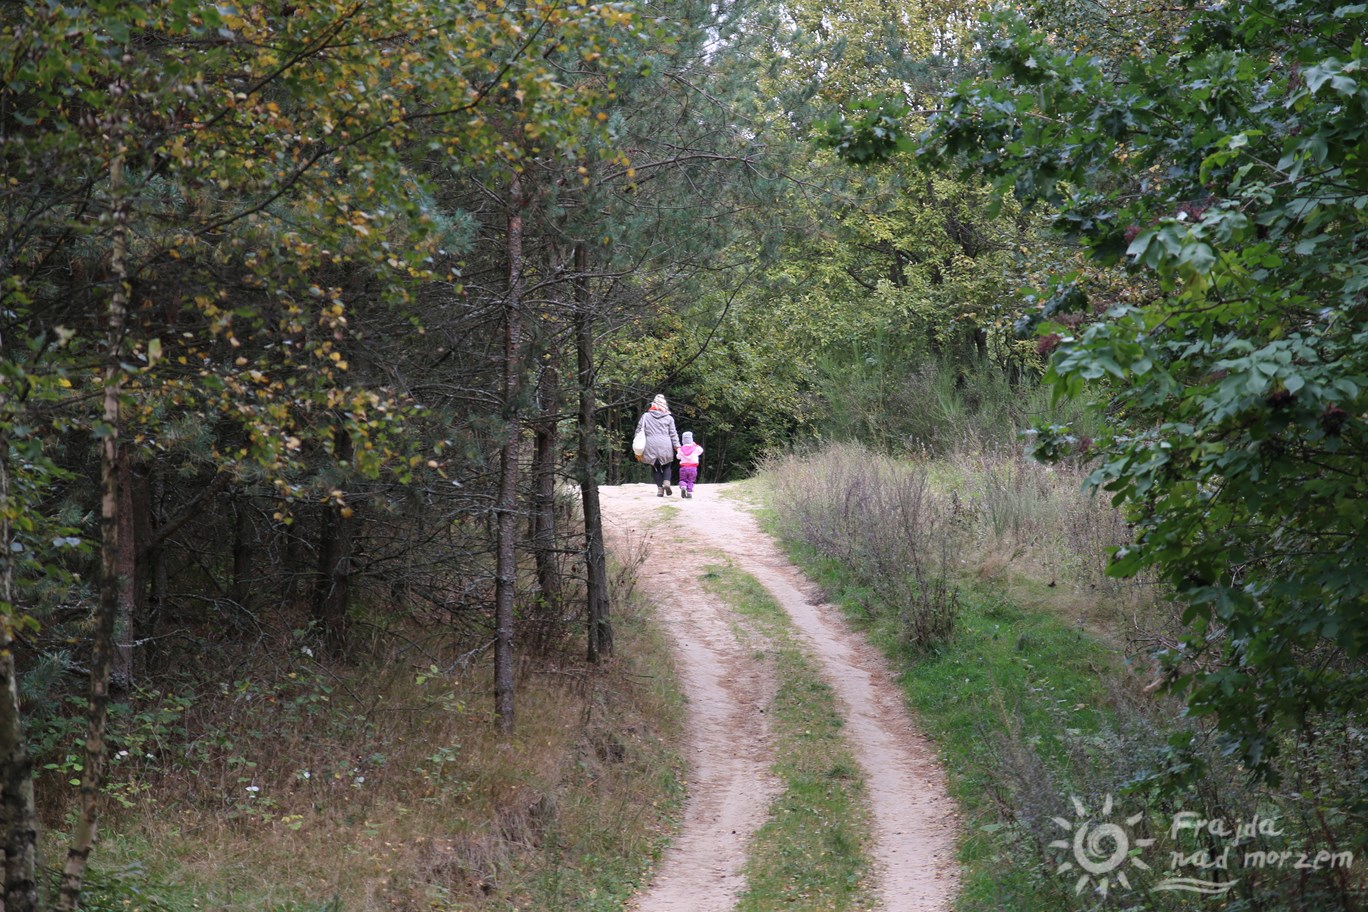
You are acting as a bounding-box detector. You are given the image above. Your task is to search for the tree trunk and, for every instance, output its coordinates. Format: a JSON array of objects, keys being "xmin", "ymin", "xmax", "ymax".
[
  {"xmin": 606, "ymin": 408, "xmax": 622, "ymax": 486},
  {"xmin": 231, "ymin": 494, "xmax": 254, "ymax": 615},
  {"xmin": 313, "ymin": 429, "xmax": 353, "ymax": 653},
  {"xmin": 111, "ymin": 449, "xmax": 137, "ymax": 691},
  {"xmin": 494, "ymin": 172, "xmax": 526, "ymax": 734},
  {"xmin": 0, "ymin": 425, "xmax": 40, "ymax": 912},
  {"xmin": 146, "ymin": 466, "xmax": 167, "ymax": 648},
  {"xmin": 714, "ymin": 430, "xmax": 731, "ymax": 483},
  {"xmin": 575, "ymin": 243, "xmax": 612, "ymax": 662},
  {"xmin": 530, "ymin": 359, "xmax": 562, "ymax": 614},
  {"xmin": 129, "ymin": 463, "xmax": 153, "ymax": 682},
  {"xmin": 284, "ymin": 504, "xmax": 313, "ymax": 611},
  {"xmin": 59, "ymin": 145, "xmax": 129, "ymax": 912}
]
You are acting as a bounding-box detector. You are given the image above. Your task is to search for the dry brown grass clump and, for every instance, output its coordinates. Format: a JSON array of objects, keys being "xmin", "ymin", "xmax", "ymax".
[
  {"xmin": 37, "ymin": 575, "xmax": 684, "ymax": 911},
  {"xmin": 761, "ymin": 441, "xmax": 1173, "ymax": 646},
  {"xmin": 761, "ymin": 443, "xmax": 958, "ymax": 651}
]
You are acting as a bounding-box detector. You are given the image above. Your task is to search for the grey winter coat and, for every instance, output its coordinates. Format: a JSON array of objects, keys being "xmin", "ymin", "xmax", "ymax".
[{"xmin": 636, "ymin": 410, "xmax": 680, "ymax": 465}]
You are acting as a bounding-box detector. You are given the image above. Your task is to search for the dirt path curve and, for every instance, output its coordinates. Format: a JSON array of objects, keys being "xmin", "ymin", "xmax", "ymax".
[
  {"xmin": 601, "ymin": 482, "xmax": 960, "ymax": 912},
  {"xmin": 602, "ymin": 484, "xmax": 782, "ymax": 912}
]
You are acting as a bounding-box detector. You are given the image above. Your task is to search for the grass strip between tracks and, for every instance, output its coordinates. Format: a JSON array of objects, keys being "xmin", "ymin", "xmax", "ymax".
[{"xmin": 701, "ymin": 561, "xmax": 874, "ymax": 912}]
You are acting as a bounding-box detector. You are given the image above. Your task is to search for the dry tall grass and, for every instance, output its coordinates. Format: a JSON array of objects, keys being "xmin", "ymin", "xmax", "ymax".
[
  {"xmin": 37, "ymin": 557, "xmax": 683, "ymax": 911},
  {"xmin": 934, "ymin": 448, "xmax": 1166, "ymax": 633},
  {"xmin": 764, "ymin": 441, "xmax": 1169, "ymax": 638},
  {"xmin": 762, "ymin": 443, "xmax": 958, "ymax": 651}
]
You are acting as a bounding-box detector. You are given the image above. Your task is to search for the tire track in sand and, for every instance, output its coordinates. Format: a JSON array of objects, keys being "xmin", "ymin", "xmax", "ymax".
[
  {"xmin": 602, "ymin": 490, "xmax": 781, "ymax": 912},
  {"xmin": 602, "ymin": 482, "xmax": 960, "ymax": 912}
]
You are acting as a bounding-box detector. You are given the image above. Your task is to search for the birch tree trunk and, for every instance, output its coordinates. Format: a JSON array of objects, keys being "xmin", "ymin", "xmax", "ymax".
[
  {"xmin": 58, "ymin": 143, "xmax": 130, "ymax": 912},
  {"xmin": 574, "ymin": 243, "xmax": 612, "ymax": 662},
  {"xmin": 494, "ymin": 172, "xmax": 526, "ymax": 733}
]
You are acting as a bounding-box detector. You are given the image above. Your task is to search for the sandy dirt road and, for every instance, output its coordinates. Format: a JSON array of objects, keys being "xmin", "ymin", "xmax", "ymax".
[{"xmin": 601, "ymin": 482, "xmax": 959, "ymax": 912}]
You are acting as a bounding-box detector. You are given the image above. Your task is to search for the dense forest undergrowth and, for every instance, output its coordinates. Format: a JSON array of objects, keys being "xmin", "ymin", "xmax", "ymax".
[{"xmin": 32, "ymin": 545, "xmax": 684, "ymax": 912}]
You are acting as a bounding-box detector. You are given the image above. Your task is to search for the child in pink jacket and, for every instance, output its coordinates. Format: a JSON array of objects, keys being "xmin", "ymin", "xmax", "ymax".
[{"xmin": 676, "ymin": 431, "xmax": 703, "ymax": 499}]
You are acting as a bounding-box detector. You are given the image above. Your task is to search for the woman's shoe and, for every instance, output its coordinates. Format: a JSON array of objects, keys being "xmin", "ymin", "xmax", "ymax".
[
  {"xmin": 657, "ymin": 486, "xmax": 664, "ymax": 497},
  {"xmin": 664, "ymin": 483, "xmax": 672, "ymax": 496}
]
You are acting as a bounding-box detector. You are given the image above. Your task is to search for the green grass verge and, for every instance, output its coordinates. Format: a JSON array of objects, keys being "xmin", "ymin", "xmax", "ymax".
[
  {"xmin": 699, "ymin": 562, "xmax": 873, "ymax": 912},
  {"xmin": 753, "ymin": 527, "xmax": 1130, "ymax": 912},
  {"xmin": 893, "ymin": 585, "xmax": 1122, "ymax": 911}
]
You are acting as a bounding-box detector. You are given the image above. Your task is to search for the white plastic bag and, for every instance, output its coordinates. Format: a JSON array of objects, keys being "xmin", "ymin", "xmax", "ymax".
[{"xmin": 631, "ymin": 426, "xmax": 646, "ymax": 459}]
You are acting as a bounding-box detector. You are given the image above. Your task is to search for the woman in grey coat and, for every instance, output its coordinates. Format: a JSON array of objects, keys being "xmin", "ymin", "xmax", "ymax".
[{"xmin": 636, "ymin": 394, "xmax": 681, "ymax": 496}]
